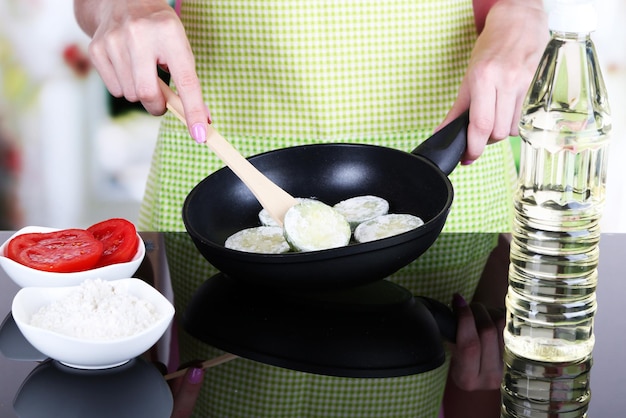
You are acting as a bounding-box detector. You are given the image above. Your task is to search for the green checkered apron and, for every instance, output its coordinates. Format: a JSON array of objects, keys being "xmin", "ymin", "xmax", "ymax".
[{"xmin": 139, "ymin": 1, "xmax": 517, "ymax": 416}]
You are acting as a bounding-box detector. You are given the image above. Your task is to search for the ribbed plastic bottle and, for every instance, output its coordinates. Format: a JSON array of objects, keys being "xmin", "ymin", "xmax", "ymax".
[
  {"xmin": 501, "ymin": 348, "xmax": 592, "ymax": 417},
  {"xmin": 503, "ymin": 0, "xmax": 611, "ymax": 363}
]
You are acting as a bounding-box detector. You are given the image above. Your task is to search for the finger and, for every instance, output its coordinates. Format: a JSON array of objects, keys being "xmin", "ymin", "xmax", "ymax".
[
  {"xmin": 440, "ymin": 84, "xmax": 474, "ymax": 165},
  {"xmin": 170, "ymin": 367, "xmax": 205, "ymax": 418},
  {"xmin": 161, "ymin": 25, "xmax": 209, "ymax": 143},
  {"xmin": 168, "ymin": 370, "xmax": 183, "ymax": 396},
  {"xmin": 128, "ymin": 52, "xmax": 167, "ymax": 116},
  {"xmin": 87, "ymin": 41, "xmax": 124, "ymax": 98},
  {"xmin": 487, "ymin": 90, "xmax": 517, "ymax": 145},
  {"xmin": 124, "ymin": 23, "xmax": 169, "ymax": 115},
  {"xmin": 169, "ymin": 68, "xmax": 209, "ymax": 142},
  {"xmin": 509, "ymin": 94, "xmax": 524, "ymax": 137},
  {"xmin": 112, "ymin": 50, "xmax": 139, "ymax": 101},
  {"xmin": 464, "ymin": 84, "xmax": 495, "ymax": 162},
  {"xmin": 168, "ymin": 358, "xmax": 204, "ymax": 394},
  {"xmin": 471, "ymin": 303, "xmax": 503, "ymax": 389},
  {"xmin": 439, "ymin": 81, "xmax": 471, "ymax": 131},
  {"xmin": 98, "ymin": 29, "xmax": 140, "ymax": 102},
  {"xmin": 488, "ymin": 307, "xmax": 506, "ymax": 355},
  {"xmin": 450, "ymin": 293, "xmax": 482, "ymax": 385}
]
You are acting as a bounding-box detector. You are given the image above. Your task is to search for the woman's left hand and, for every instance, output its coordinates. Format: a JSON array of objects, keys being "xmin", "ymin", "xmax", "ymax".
[
  {"xmin": 168, "ymin": 366, "xmax": 205, "ymax": 418},
  {"xmin": 448, "ymin": 293, "xmax": 505, "ymax": 391}
]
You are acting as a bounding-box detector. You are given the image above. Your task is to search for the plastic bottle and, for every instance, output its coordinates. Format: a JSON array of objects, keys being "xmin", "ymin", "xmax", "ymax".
[
  {"xmin": 503, "ymin": 0, "xmax": 611, "ymax": 363},
  {"xmin": 501, "ymin": 348, "xmax": 592, "ymax": 417}
]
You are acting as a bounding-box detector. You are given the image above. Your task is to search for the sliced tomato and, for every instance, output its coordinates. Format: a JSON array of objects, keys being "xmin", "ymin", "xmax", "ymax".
[
  {"xmin": 87, "ymin": 218, "xmax": 139, "ymax": 268},
  {"xmin": 7, "ymin": 229, "xmax": 104, "ymax": 272}
]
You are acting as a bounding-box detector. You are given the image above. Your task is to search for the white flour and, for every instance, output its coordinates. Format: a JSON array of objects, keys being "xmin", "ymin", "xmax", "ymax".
[
  {"xmin": 354, "ymin": 213, "xmax": 424, "ymax": 243},
  {"xmin": 283, "ymin": 200, "xmax": 351, "ymax": 251},
  {"xmin": 225, "ymin": 226, "xmax": 290, "ymax": 254},
  {"xmin": 333, "ymin": 195, "xmax": 390, "ymax": 229},
  {"xmin": 30, "ymin": 278, "xmax": 161, "ymax": 340}
]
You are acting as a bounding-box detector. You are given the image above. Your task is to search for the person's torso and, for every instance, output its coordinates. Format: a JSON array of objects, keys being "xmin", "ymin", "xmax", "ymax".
[
  {"xmin": 182, "ymin": 0, "xmax": 475, "ymax": 147},
  {"xmin": 141, "ymin": 0, "xmax": 515, "ymax": 234}
]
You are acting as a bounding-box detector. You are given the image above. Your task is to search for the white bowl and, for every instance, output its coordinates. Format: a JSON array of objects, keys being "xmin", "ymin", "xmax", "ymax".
[
  {"xmin": 0, "ymin": 226, "xmax": 145, "ymax": 288},
  {"xmin": 12, "ymin": 278, "xmax": 174, "ymax": 369}
]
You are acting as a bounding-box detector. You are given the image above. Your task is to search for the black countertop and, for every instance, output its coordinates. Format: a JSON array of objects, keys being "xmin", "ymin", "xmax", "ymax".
[{"xmin": 1, "ymin": 232, "xmax": 624, "ymax": 417}]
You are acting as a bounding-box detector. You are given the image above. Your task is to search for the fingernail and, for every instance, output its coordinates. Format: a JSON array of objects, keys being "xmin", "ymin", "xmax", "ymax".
[
  {"xmin": 187, "ymin": 367, "xmax": 204, "ymax": 384},
  {"xmin": 191, "ymin": 123, "xmax": 207, "ymax": 144},
  {"xmin": 453, "ymin": 293, "xmax": 467, "ymax": 308},
  {"xmin": 461, "ymin": 159, "xmax": 474, "ymax": 166}
]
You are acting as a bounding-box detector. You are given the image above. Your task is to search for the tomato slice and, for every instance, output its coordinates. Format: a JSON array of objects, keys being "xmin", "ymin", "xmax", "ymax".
[
  {"xmin": 87, "ymin": 218, "xmax": 139, "ymax": 268},
  {"xmin": 7, "ymin": 229, "xmax": 104, "ymax": 272}
]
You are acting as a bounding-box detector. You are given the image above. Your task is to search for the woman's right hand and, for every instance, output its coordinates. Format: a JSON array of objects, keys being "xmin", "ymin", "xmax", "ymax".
[{"xmin": 73, "ymin": 0, "xmax": 210, "ymax": 143}]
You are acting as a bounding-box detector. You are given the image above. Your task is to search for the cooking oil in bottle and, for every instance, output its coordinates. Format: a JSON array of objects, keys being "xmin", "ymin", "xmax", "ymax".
[
  {"xmin": 503, "ymin": 0, "xmax": 611, "ymax": 363},
  {"xmin": 500, "ymin": 347, "xmax": 592, "ymax": 418}
]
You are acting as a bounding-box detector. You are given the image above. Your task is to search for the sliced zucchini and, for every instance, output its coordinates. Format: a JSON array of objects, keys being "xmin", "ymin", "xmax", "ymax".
[
  {"xmin": 225, "ymin": 226, "xmax": 291, "ymax": 254},
  {"xmin": 258, "ymin": 207, "xmax": 281, "ymax": 227},
  {"xmin": 283, "ymin": 200, "xmax": 351, "ymax": 252},
  {"xmin": 259, "ymin": 197, "xmax": 308, "ymax": 227},
  {"xmin": 333, "ymin": 195, "xmax": 390, "ymax": 230},
  {"xmin": 353, "ymin": 214, "xmax": 424, "ymax": 243}
]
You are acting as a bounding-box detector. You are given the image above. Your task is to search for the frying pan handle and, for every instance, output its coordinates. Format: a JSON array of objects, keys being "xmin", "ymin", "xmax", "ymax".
[
  {"xmin": 417, "ymin": 296, "xmax": 457, "ymax": 343},
  {"xmin": 411, "ymin": 110, "xmax": 469, "ymax": 175}
]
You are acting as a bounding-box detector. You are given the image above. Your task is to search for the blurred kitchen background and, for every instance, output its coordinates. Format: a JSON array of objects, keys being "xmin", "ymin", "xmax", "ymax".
[{"xmin": 0, "ymin": 0, "xmax": 624, "ymax": 231}]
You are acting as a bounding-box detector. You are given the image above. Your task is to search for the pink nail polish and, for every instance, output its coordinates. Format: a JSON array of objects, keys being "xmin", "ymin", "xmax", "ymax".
[
  {"xmin": 187, "ymin": 367, "xmax": 204, "ymax": 384},
  {"xmin": 461, "ymin": 159, "xmax": 475, "ymax": 166},
  {"xmin": 191, "ymin": 123, "xmax": 207, "ymax": 144}
]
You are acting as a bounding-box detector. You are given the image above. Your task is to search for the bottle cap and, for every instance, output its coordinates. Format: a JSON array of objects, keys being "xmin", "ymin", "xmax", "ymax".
[{"xmin": 548, "ymin": 0, "xmax": 598, "ymax": 33}]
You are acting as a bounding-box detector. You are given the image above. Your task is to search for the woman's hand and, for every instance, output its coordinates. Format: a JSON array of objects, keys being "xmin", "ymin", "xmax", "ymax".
[
  {"xmin": 448, "ymin": 293, "xmax": 505, "ymax": 391},
  {"xmin": 73, "ymin": 0, "xmax": 210, "ymax": 142},
  {"xmin": 440, "ymin": 0, "xmax": 549, "ymax": 163},
  {"xmin": 442, "ymin": 294, "xmax": 506, "ymax": 417},
  {"xmin": 168, "ymin": 366, "xmax": 205, "ymax": 418}
]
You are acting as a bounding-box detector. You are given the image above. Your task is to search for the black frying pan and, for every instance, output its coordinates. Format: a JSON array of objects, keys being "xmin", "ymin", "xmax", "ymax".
[{"xmin": 182, "ymin": 111, "xmax": 468, "ymax": 290}]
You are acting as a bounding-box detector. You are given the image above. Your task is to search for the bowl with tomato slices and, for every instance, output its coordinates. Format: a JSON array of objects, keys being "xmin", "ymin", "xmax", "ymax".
[{"xmin": 0, "ymin": 218, "xmax": 145, "ymax": 288}]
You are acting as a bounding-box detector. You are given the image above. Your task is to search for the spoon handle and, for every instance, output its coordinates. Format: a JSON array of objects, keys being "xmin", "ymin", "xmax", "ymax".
[
  {"xmin": 163, "ymin": 352, "xmax": 238, "ymax": 381},
  {"xmin": 158, "ymin": 79, "xmax": 296, "ymax": 225}
]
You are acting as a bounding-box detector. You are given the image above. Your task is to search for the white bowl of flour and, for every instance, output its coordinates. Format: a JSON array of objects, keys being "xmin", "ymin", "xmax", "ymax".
[{"xmin": 12, "ymin": 278, "xmax": 174, "ymax": 369}]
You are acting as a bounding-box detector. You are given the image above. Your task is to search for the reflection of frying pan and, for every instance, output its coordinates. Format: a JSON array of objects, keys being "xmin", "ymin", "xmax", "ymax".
[
  {"xmin": 183, "ymin": 111, "xmax": 468, "ymax": 290},
  {"xmin": 183, "ymin": 273, "xmax": 457, "ymax": 378}
]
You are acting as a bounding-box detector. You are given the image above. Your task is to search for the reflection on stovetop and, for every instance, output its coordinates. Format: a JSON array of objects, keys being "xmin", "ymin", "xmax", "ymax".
[
  {"xmin": 182, "ymin": 273, "xmax": 457, "ymax": 378},
  {"xmin": 14, "ymin": 357, "xmax": 172, "ymax": 418}
]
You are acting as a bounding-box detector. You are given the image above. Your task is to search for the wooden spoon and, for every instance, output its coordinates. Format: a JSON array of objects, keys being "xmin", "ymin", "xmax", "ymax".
[
  {"xmin": 163, "ymin": 352, "xmax": 238, "ymax": 381},
  {"xmin": 158, "ymin": 79, "xmax": 297, "ymax": 226}
]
